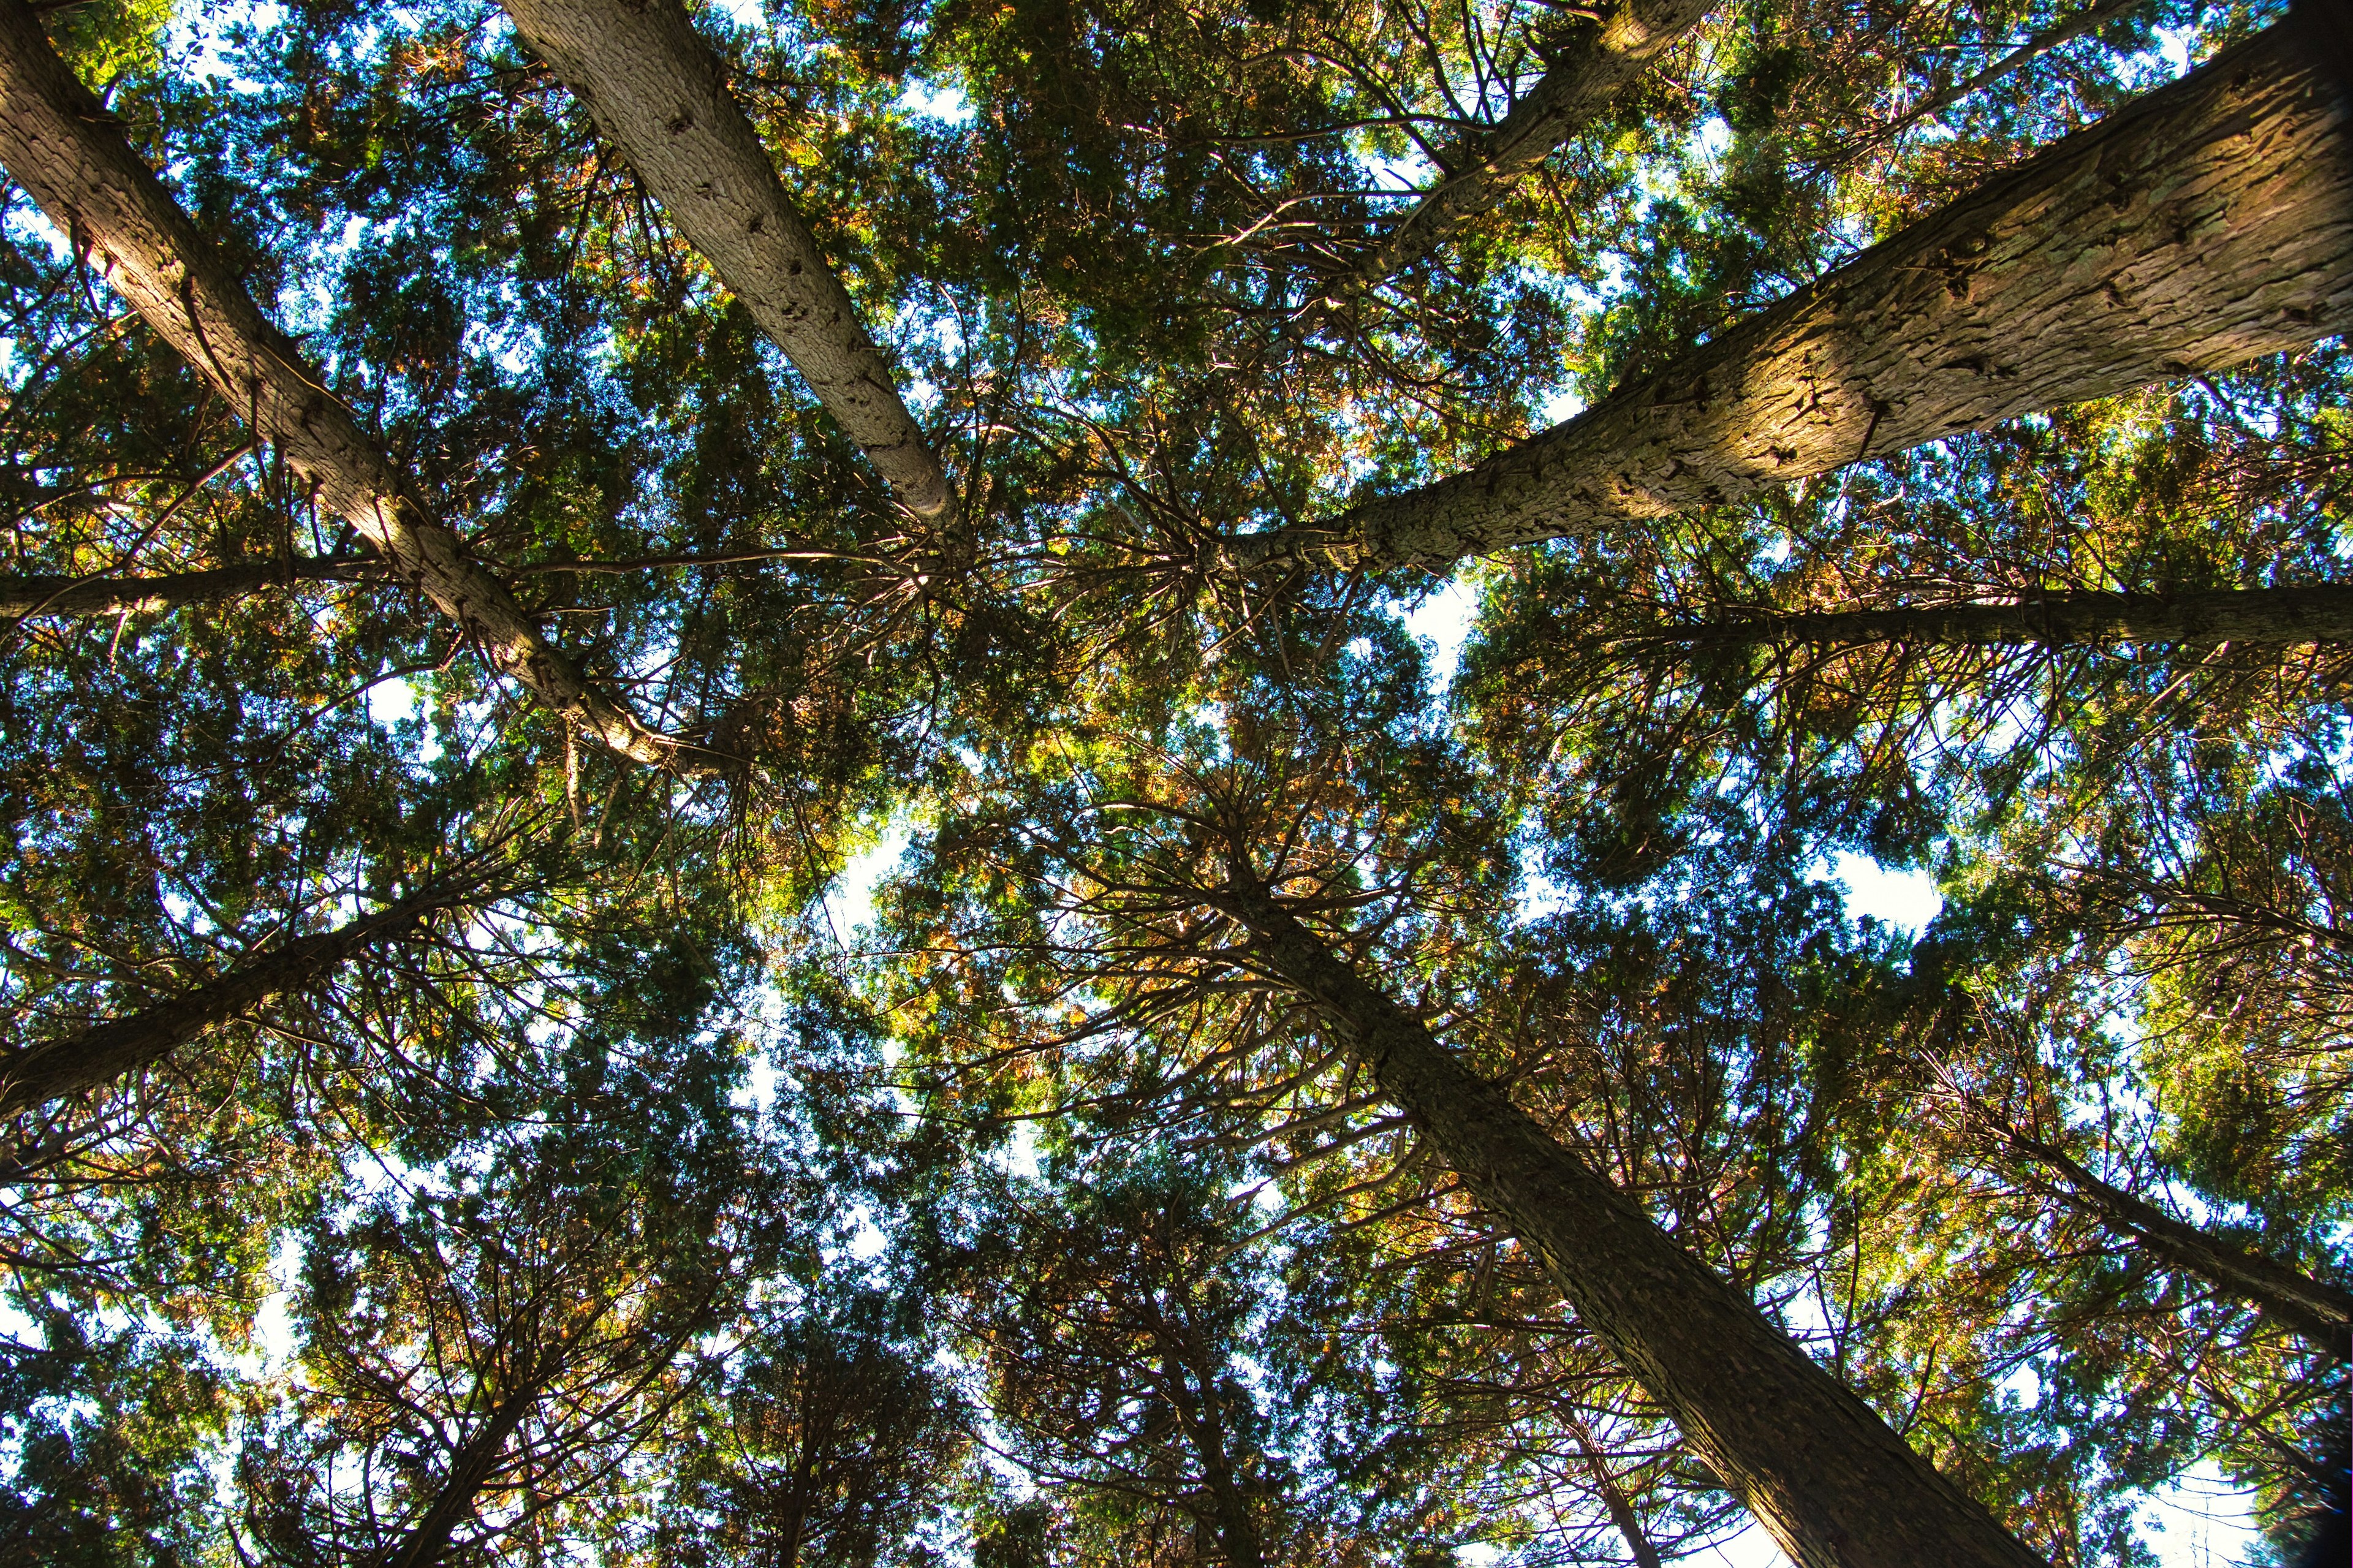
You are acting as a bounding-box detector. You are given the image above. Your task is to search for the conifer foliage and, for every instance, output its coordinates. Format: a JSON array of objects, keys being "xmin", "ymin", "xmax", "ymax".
[{"xmin": 0, "ymin": 0, "xmax": 2345, "ymax": 1563}]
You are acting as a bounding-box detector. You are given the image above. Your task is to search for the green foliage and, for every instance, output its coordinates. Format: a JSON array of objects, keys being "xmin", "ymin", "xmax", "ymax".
[{"xmin": 0, "ymin": 0, "xmax": 2343, "ymax": 1561}]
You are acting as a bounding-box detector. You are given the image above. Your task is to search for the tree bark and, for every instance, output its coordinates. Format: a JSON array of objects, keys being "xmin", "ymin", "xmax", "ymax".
[
  {"xmin": 1217, "ymin": 10, "xmax": 2353, "ymax": 577},
  {"xmin": 1143, "ymin": 1309, "xmax": 1265, "ymax": 1568},
  {"xmin": 0, "ymin": 555, "xmax": 377, "ymax": 617},
  {"xmin": 1222, "ymin": 885, "xmax": 2047, "ymax": 1568},
  {"xmin": 1643, "ymin": 584, "xmax": 2353, "ymax": 649},
  {"xmin": 0, "ymin": 4, "xmax": 685, "ymax": 768},
  {"xmin": 497, "ymin": 0, "xmax": 955, "ymax": 524},
  {"xmin": 376, "ymin": 1379, "xmax": 540, "ymax": 1568},
  {"xmin": 2007, "ymin": 1134, "xmax": 2353, "ymax": 1358},
  {"xmin": 0, "ymin": 881, "xmax": 476, "ymax": 1118},
  {"xmin": 1566, "ymin": 1414, "xmax": 1665, "ymax": 1568},
  {"xmin": 1352, "ymin": 0, "xmax": 1713, "ymax": 285}
]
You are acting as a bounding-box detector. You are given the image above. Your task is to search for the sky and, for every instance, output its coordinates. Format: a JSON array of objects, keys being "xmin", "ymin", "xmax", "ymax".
[{"xmin": 804, "ymin": 576, "xmax": 2267, "ymax": 1567}]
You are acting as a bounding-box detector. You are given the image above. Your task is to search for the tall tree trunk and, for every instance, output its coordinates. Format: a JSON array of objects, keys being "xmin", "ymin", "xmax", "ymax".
[
  {"xmin": 0, "ymin": 881, "xmax": 479, "ymax": 1118},
  {"xmin": 2004, "ymin": 1132, "xmax": 2353, "ymax": 1358},
  {"xmin": 1642, "ymin": 584, "xmax": 2353, "ymax": 649},
  {"xmin": 376, "ymin": 1379, "xmax": 541, "ymax": 1568},
  {"xmin": 0, "ymin": 555, "xmax": 376, "ymax": 617},
  {"xmin": 1221, "ymin": 884, "xmax": 2047, "ymax": 1568},
  {"xmin": 1352, "ymin": 0, "xmax": 1713, "ymax": 285},
  {"xmin": 497, "ymin": 0, "xmax": 955, "ymax": 525},
  {"xmin": 1216, "ymin": 10, "xmax": 2353, "ymax": 577},
  {"xmin": 0, "ymin": 4, "xmax": 685, "ymax": 768}
]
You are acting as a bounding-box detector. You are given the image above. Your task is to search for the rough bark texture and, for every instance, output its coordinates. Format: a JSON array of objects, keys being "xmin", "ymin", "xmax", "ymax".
[
  {"xmin": 2012, "ymin": 1135, "xmax": 2353, "ymax": 1357},
  {"xmin": 1651, "ymin": 585, "xmax": 2353, "ymax": 648},
  {"xmin": 0, "ymin": 884, "xmax": 469, "ymax": 1118},
  {"xmin": 498, "ymin": 0, "xmax": 954, "ymax": 522},
  {"xmin": 1226, "ymin": 887, "xmax": 2047, "ymax": 1568},
  {"xmin": 1355, "ymin": 0, "xmax": 1713, "ymax": 283},
  {"xmin": 1222, "ymin": 12, "xmax": 2353, "ymax": 577},
  {"xmin": 0, "ymin": 555, "xmax": 376, "ymax": 616},
  {"xmin": 0, "ymin": 4, "xmax": 683, "ymax": 766}
]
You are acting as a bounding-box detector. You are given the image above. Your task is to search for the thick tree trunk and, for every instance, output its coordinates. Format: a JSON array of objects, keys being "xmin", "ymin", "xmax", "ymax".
[
  {"xmin": 377, "ymin": 1379, "xmax": 540, "ymax": 1568},
  {"xmin": 497, "ymin": 0, "xmax": 955, "ymax": 523},
  {"xmin": 1646, "ymin": 584, "xmax": 2353, "ymax": 648},
  {"xmin": 0, "ymin": 882, "xmax": 474, "ymax": 1118},
  {"xmin": 1354, "ymin": 0, "xmax": 1713, "ymax": 284},
  {"xmin": 1218, "ymin": 11, "xmax": 2353, "ymax": 577},
  {"xmin": 0, "ymin": 4, "xmax": 683, "ymax": 767},
  {"xmin": 1224, "ymin": 885, "xmax": 2046, "ymax": 1568},
  {"xmin": 0, "ymin": 555, "xmax": 376, "ymax": 617},
  {"xmin": 2008, "ymin": 1134, "xmax": 2353, "ymax": 1358}
]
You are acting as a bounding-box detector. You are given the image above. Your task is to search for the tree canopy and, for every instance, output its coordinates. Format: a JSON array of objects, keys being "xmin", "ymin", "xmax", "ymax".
[{"xmin": 0, "ymin": 0, "xmax": 2346, "ymax": 1564}]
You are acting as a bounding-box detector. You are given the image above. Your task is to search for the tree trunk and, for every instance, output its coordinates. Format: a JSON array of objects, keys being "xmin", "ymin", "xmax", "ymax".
[
  {"xmin": 1216, "ymin": 10, "xmax": 2353, "ymax": 577},
  {"xmin": 1840, "ymin": 0, "xmax": 2153, "ymax": 165},
  {"xmin": 376, "ymin": 1379, "xmax": 540, "ymax": 1568},
  {"xmin": 1352, "ymin": 0, "xmax": 1713, "ymax": 284},
  {"xmin": 1566, "ymin": 1414, "xmax": 1664, "ymax": 1568},
  {"xmin": 1222, "ymin": 885, "xmax": 2047, "ymax": 1568},
  {"xmin": 2007, "ymin": 1134, "xmax": 2353, "ymax": 1358},
  {"xmin": 0, "ymin": 555, "xmax": 376, "ymax": 617},
  {"xmin": 1145, "ymin": 1313, "xmax": 1265, "ymax": 1568},
  {"xmin": 0, "ymin": 881, "xmax": 477, "ymax": 1118},
  {"xmin": 1645, "ymin": 585, "xmax": 2353, "ymax": 649},
  {"xmin": 0, "ymin": 5, "xmax": 684, "ymax": 768},
  {"xmin": 497, "ymin": 0, "xmax": 955, "ymax": 524}
]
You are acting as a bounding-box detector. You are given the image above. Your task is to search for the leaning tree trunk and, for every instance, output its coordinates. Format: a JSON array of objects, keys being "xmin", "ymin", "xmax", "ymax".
[
  {"xmin": 1352, "ymin": 0, "xmax": 1713, "ymax": 284},
  {"xmin": 498, "ymin": 0, "xmax": 956, "ymax": 525},
  {"xmin": 1566, "ymin": 1414, "xmax": 1665, "ymax": 1568},
  {"xmin": 2006, "ymin": 1133, "xmax": 2353, "ymax": 1358},
  {"xmin": 1218, "ymin": 9, "xmax": 2353, "ymax": 577},
  {"xmin": 0, "ymin": 555, "xmax": 378, "ymax": 618},
  {"xmin": 376, "ymin": 1378, "xmax": 541, "ymax": 1568},
  {"xmin": 0, "ymin": 5, "xmax": 684, "ymax": 768},
  {"xmin": 1222, "ymin": 884, "xmax": 2047, "ymax": 1568},
  {"xmin": 0, "ymin": 881, "xmax": 480, "ymax": 1118},
  {"xmin": 1643, "ymin": 584, "xmax": 2353, "ymax": 649}
]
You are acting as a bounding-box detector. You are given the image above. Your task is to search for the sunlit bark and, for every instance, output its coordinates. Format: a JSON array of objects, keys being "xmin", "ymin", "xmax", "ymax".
[
  {"xmin": 1353, "ymin": 0, "xmax": 1713, "ymax": 284},
  {"xmin": 499, "ymin": 0, "xmax": 956, "ymax": 524},
  {"xmin": 1218, "ymin": 15, "xmax": 2353, "ymax": 577},
  {"xmin": 0, "ymin": 6, "xmax": 686, "ymax": 766}
]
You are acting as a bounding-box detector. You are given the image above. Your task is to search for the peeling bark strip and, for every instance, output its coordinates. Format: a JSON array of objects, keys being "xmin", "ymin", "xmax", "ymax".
[
  {"xmin": 0, "ymin": 555, "xmax": 378, "ymax": 617},
  {"xmin": 0, "ymin": 5, "xmax": 681, "ymax": 767},
  {"xmin": 2009, "ymin": 1135, "xmax": 2353, "ymax": 1357},
  {"xmin": 1224, "ymin": 12, "xmax": 2353, "ymax": 577},
  {"xmin": 1226, "ymin": 888, "xmax": 2048, "ymax": 1568},
  {"xmin": 0, "ymin": 883, "xmax": 476, "ymax": 1119},
  {"xmin": 1357, "ymin": 0, "xmax": 1713, "ymax": 284},
  {"xmin": 1650, "ymin": 584, "xmax": 2353, "ymax": 648},
  {"xmin": 498, "ymin": 0, "xmax": 954, "ymax": 522}
]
